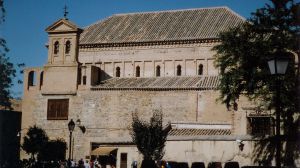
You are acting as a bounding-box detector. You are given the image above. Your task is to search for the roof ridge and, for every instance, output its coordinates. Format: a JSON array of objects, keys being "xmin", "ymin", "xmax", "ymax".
[
  {"xmin": 223, "ymin": 6, "xmax": 246, "ymax": 21},
  {"xmin": 113, "ymin": 6, "xmax": 230, "ymax": 16}
]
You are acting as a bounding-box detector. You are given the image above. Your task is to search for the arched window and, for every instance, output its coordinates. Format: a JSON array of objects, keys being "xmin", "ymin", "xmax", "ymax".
[
  {"xmin": 177, "ymin": 65, "xmax": 182, "ymax": 76},
  {"xmin": 54, "ymin": 41, "xmax": 59, "ymax": 54},
  {"xmin": 65, "ymin": 40, "xmax": 71, "ymax": 54},
  {"xmin": 136, "ymin": 66, "xmax": 140, "ymax": 77},
  {"xmin": 116, "ymin": 67, "xmax": 120, "ymax": 77},
  {"xmin": 28, "ymin": 71, "xmax": 36, "ymax": 88},
  {"xmin": 198, "ymin": 64, "xmax": 203, "ymax": 75},
  {"xmin": 156, "ymin": 65, "xmax": 161, "ymax": 77},
  {"xmin": 40, "ymin": 71, "xmax": 44, "ymax": 88}
]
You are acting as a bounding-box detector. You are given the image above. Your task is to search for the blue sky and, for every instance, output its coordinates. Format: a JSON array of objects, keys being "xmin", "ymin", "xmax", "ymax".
[{"xmin": 3, "ymin": 0, "xmax": 272, "ymax": 97}]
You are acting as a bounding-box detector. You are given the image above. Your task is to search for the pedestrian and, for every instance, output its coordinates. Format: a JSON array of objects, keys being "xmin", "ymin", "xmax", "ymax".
[
  {"xmin": 84, "ymin": 160, "xmax": 91, "ymax": 168},
  {"xmin": 71, "ymin": 159, "xmax": 76, "ymax": 168},
  {"xmin": 131, "ymin": 161, "xmax": 137, "ymax": 168},
  {"xmin": 60, "ymin": 160, "xmax": 66, "ymax": 168},
  {"xmin": 161, "ymin": 160, "xmax": 166, "ymax": 168},
  {"xmin": 166, "ymin": 162, "xmax": 171, "ymax": 168},
  {"xmin": 94, "ymin": 159, "xmax": 101, "ymax": 168},
  {"xmin": 89, "ymin": 160, "xmax": 94, "ymax": 168},
  {"xmin": 78, "ymin": 159, "xmax": 85, "ymax": 168},
  {"xmin": 67, "ymin": 159, "xmax": 72, "ymax": 168}
]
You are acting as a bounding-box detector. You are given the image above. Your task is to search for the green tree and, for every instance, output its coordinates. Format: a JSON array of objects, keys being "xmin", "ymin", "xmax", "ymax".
[
  {"xmin": 38, "ymin": 138, "xmax": 67, "ymax": 162},
  {"xmin": 131, "ymin": 109, "xmax": 169, "ymax": 165},
  {"xmin": 0, "ymin": 0, "xmax": 24, "ymax": 109},
  {"xmin": 213, "ymin": 0, "xmax": 299, "ymax": 166},
  {"xmin": 0, "ymin": 0, "xmax": 14, "ymax": 109},
  {"xmin": 22, "ymin": 125, "xmax": 49, "ymax": 160}
]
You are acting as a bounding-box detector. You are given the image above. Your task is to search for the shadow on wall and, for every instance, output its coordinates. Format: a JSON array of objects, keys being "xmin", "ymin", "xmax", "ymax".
[
  {"xmin": 79, "ymin": 65, "xmax": 112, "ymax": 86},
  {"xmin": 99, "ymin": 70, "xmax": 113, "ymax": 82},
  {"xmin": 252, "ymin": 116, "xmax": 300, "ymax": 167},
  {"xmin": 90, "ymin": 67, "xmax": 113, "ymax": 86}
]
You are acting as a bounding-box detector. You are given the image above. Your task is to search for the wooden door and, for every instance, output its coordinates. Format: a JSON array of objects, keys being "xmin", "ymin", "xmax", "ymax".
[{"xmin": 120, "ymin": 153, "xmax": 127, "ymax": 168}]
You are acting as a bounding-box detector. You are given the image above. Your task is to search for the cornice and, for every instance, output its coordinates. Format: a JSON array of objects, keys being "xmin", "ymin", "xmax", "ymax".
[
  {"xmin": 79, "ymin": 39, "xmax": 220, "ymax": 51},
  {"xmin": 90, "ymin": 87, "xmax": 217, "ymax": 91},
  {"xmin": 46, "ymin": 18, "xmax": 82, "ymax": 33}
]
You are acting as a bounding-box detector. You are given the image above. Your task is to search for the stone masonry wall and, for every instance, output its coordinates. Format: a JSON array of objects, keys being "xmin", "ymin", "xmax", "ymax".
[{"xmin": 26, "ymin": 89, "xmax": 232, "ymax": 160}]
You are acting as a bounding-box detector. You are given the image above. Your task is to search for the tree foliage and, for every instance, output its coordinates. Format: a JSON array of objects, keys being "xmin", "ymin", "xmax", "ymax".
[
  {"xmin": 21, "ymin": 126, "xmax": 67, "ymax": 167},
  {"xmin": 22, "ymin": 125, "xmax": 49, "ymax": 160},
  {"xmin": 38, "ymin": 138, "xmax": 67, "ymax": 162},
  {"xmin": 0, "ymin": 0, "xmax": 14, "ymax": 109},
  {"xmin": 0, "ymin": 40, "xmax": 19, "ymax": 109},
  {"xmin": 0, "ymin": 0, "xmax": 24, "ymax": 109},
  {"xmin": 131, "ymin": 110, "xmax": 169, "ymax": 161},
  {"xmin": 0, "ymin": 0, "xmax": 4, "ymax": 23},
  {"xmin": 213, "ymin": 0, "xmax": 300, "ymax": 166},
  {"xmin": 213, "ymin": 0, "xmax": 298, "ymax": 109}
]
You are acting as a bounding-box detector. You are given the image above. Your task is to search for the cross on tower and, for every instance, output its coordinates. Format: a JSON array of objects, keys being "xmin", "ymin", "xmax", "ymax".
[{"xmin": 63, "ymin": 5, "xmax": 69, "ymax": 20}]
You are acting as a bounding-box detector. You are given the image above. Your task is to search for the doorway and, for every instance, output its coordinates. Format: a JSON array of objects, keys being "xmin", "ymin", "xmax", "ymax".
[{"xmin": 120, "ymin": 153, "xmax": 127, "ymax": 168}]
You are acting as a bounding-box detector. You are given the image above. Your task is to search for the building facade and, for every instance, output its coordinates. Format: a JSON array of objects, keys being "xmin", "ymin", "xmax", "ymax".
[{"xmin": 22, "ymin": 7, "xmax": 278, "ymax": 167}]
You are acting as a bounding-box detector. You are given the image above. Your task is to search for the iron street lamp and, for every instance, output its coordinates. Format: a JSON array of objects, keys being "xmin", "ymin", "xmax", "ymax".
[
  {"xmin": 267, "ymin": 55, "xmax": 289, "ymax": 168},
  {"xmin": 267, "ymin": 56, "xmax": 289, "ymax": 75},
  {"xmin": 68, "ymin": 119, "xmax": 75, "ymax": 161}
]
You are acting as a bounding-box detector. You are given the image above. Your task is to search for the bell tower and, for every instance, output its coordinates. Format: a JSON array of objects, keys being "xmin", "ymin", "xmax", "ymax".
[
  {"xmin": 45, "ymin": 18, "xmax": 81, "ymax": 65},
  {"xmin": 42, "ymin": 18, "xmax": 82, "ymax": 95}
]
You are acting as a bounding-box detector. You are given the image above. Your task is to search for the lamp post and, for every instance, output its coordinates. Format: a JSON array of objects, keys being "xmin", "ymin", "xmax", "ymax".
[
  {"xmin": 68, "ymin": 119, "xmax": 75, "ymax": 161},
  {"xmin": 267, "ymin": 55, "xmax": 289, "ymax": 168}
]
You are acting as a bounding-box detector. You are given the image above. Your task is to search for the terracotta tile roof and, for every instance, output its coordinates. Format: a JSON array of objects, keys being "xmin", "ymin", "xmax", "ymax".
[
  {"xmin": 91, "ymin": 76, "xmax": 219, "ymax": 90},
  {"xmin": 80, "ymin": 7, "xmax": 244, "ymax": 44},
  {"xmin": 169, "ymin": 128, "xmax": 231, "ymax": 136}
]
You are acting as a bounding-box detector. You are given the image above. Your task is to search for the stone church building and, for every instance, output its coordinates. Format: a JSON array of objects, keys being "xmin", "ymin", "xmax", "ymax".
[{"xmin": 22, "ymin": 7, "xmax": 275, "ymax": 167}]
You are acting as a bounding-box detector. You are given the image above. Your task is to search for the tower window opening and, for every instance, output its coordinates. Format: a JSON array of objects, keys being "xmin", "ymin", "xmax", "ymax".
[
  {"xmin": 28, "ymin": 71, "xmax": 36, "ymax": 88},
  {"xmin": 65, "ymin": 40, "xmax": 71, "ymax": 54},
  {"xmin": 54, "ymin": 41, "xmax": 59, "ymax": 55}
]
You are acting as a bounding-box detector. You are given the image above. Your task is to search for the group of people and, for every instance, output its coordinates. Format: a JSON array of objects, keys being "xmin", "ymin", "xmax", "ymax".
[
  {"xmin": 132, "ymin": 160, "xmax": 171, "ymax": 168},
  {"xmin": 61, "ymin": 159, "xmax": 171, "ymax": 168},
  {"xmin": 156, "ymin": 161, "xmax": 172, "ymax": 168},
  {"xmin": 65, "ymin": 159, "xmax": 101, "ymax": 168}
]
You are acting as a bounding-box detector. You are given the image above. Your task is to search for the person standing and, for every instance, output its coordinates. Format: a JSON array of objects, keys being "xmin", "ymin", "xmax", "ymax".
[
  {"xmin": 84, "ymin": 160, "xmax": 91, "ymax": 168},
  {"xmin": 166, "ymin": 162, "xmax": 171, "ymax": 168},
  {"xmin": 89, "ymin": 160, "xmax": 94, "ymax": 168},
  {"xmin": 78, "ymin": 159, "xmax": 85, "ymax": 168}
]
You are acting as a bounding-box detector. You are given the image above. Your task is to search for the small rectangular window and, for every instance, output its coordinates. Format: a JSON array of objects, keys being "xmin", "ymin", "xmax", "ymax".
[{"xmin": 47, "ymin": 99, "xmax": 69, "ymax": 120}]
